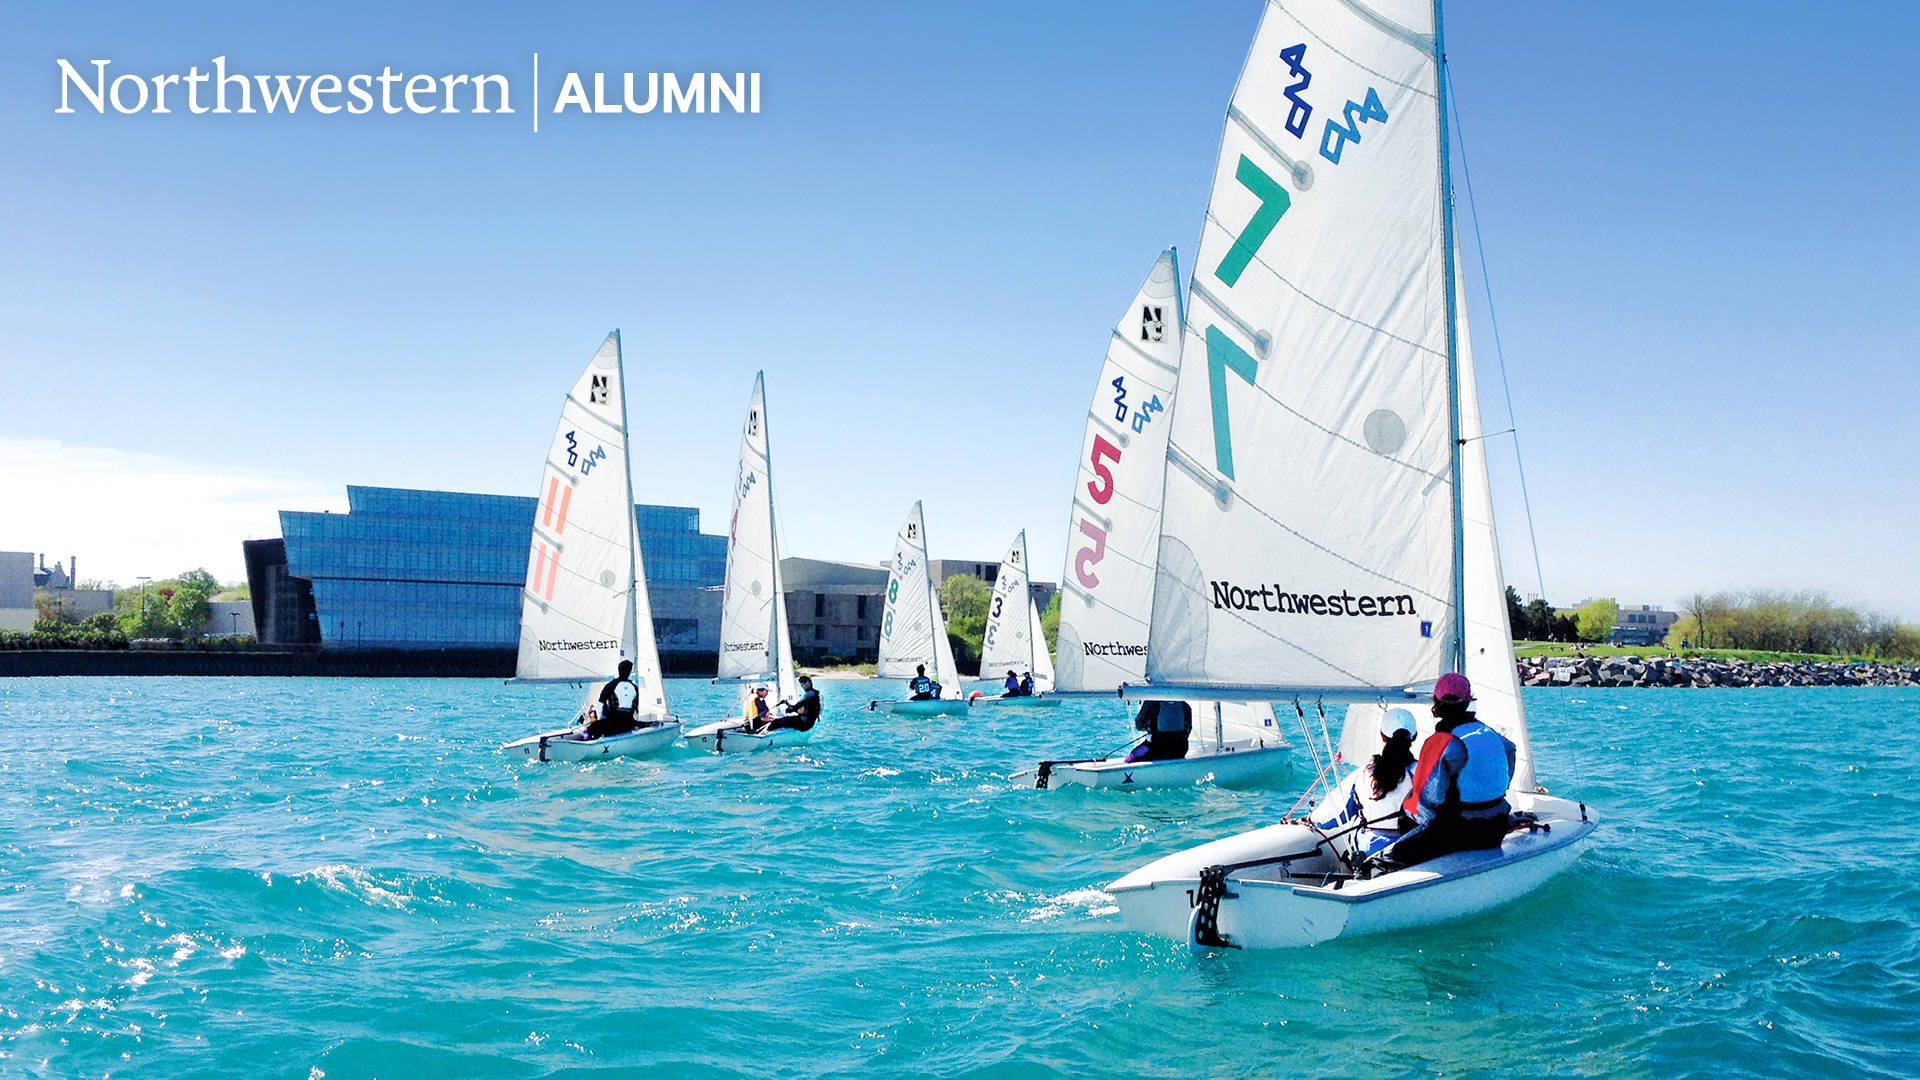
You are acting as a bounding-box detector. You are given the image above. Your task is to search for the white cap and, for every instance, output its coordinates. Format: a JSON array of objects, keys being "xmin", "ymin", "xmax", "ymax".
[{"xmin": 1380, "ymin": 708, "xmax": 1417, "ymax": 739}]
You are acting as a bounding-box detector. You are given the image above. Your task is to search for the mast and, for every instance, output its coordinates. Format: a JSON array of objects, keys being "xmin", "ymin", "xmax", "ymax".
[
  {"xmin": 1435, "ymin": 0, "xmax": 1467, "ymax": 673},
  {"xmin": 923, "ymin": 509, "xmax": 943, "ymax": 687},
  {"xmin": 759, "ymin": 371, "xmax": 783, "ymax": 687},
  {"xmin": 614, "ymin": 329, "xmax": 641, "ymax": 667}
]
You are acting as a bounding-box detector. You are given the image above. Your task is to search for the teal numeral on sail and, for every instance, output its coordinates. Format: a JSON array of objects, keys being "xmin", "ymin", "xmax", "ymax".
[
  {"xmin": 1205, "ymin": 326, "xmax": 1259, "ymax": 480},
  {"xmin": 1213, "ymin": 156, "xmax": 1291, "ymax": 287}
]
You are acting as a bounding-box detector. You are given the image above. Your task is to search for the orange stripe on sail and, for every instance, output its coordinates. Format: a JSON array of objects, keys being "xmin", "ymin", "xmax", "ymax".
[
  {"xmin": 529, "ymin": 543, "xmax": 549, "ymax": 594},
  {"xmin": 543, "ymin": 548, "xmax": 559, "ymax": 602},
  {"xmin": 554, "ymin": 483, "xmax": 573, "ymax": 536},
  {"xmin": 542, "ymin": 477, "xmax": 558, "ymax": 527}
]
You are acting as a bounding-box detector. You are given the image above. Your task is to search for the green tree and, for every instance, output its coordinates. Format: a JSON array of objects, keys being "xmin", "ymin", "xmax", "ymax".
[
  {"xmin": 1522, "ymin": 598, "xmax": 1553, "ymax": 641},
  {"xmin": 1041, "ymin": 591, "xmax": 1060, "ymax": 654},
  {"xmin": 169, "ymin": 569, "xmax": 218, "ymax": 637},
  {"xmin": 1575, "ymin": 598, "xmax": 1620, "ymax": 643},
  {"xmin": 938, "ymin": 574, "xmax": 992, "ymax": 673}
]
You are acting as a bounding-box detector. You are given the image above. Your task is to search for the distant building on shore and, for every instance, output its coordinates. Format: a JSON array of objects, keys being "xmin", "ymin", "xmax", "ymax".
[
  {"xmin": 245, "ymin": 485, "xmax": 727, "ymax": 670},
  {"xmin": 780, "ymin": 557, "xmax": 889, "ymax": 663},
  {"xmin": 1611, "ymin": 604, "xmax": 1678, "ymax": 646},
  {"xmin": 0, "ymin": 551, "xmax": 113, "ymax": 630}
]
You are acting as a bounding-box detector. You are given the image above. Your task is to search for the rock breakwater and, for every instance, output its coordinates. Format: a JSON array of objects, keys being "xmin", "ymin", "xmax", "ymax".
[{"xmin": 1520, "ymin": 656, "xmax": 1920, "ymax": 689}]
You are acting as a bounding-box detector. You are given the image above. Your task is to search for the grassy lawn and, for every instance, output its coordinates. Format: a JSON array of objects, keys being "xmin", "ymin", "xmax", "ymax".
[
  {"xmin": 799, "ymin": 662, "xmax": 877, "ymax": 678},
  {"xmin": 1512, "ymin": 641, "xmax": 1860, "ymax": 664}
]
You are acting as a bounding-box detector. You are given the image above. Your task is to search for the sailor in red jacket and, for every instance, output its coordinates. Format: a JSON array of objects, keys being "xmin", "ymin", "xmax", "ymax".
[{"xmin": 1376, "ymin": 672, "xmax": 1515, "ymax": 869}]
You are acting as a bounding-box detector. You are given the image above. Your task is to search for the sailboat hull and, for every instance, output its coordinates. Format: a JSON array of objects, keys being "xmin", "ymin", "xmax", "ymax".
[
  {"xmin": 1040, "ymin": 743, "xmax": 1290, "ymax": 790},
  {"xmin": 1107, "ymin": 794, "xmax": 1596, "ymax": 949},
  {"xmin": 868, "ymin": 699, "xmax": 968, "ymax": 717},
  {"xmin": 682, "ymin": 718, "xmax": 815, "ymax": 754},
  {"xmin": 502, "ymin": 722, "xmax": 682, "ymax": 763},
  {"xmin": 968, "ymin": 695, "xmax": 1064, "ymax": 710}
]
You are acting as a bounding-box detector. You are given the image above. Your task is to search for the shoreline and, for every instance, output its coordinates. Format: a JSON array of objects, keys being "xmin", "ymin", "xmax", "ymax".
[{"xmin": 1519, "ymin": 655, "xmax": 1920, "ymax": 688}]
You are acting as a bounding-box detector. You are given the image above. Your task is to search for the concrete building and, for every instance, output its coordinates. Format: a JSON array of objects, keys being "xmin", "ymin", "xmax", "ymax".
[
  {"xmin": 1611, "ymin": 604, "xmax": 1679, "ymax": 646},
  {"xmin": 780, "ymin": 557, "xmax": 890, "ymax": 663},
  {"xmin": 206, "ymin": 601, "xmax": 257, "ymax": 639},
  {"xmin": 247, "ymin": 485, "xmax": 727, "ymax": 669},
  {"xmin": 1, "ymin": 551, "xmax": 113, "ymax": 630},
  {"xmin": 0, "ymin": 551, "xmax": 35, "ymax": 633}
]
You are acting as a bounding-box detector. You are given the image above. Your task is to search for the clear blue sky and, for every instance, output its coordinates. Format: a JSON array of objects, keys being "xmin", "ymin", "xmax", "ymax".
[{"xmin": 3, "ymin": 1, "xmax": 1916, "ymax": 619}]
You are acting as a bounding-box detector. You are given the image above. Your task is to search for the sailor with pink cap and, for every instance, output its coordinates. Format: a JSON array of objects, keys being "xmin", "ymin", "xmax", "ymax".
[{"xmin": 1374, "ymin": 672, "xmax": 1517, "ymax": 869}]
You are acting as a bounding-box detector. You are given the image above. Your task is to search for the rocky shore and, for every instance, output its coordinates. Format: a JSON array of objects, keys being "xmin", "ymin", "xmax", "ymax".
[{"xmin": 1520, "ymin": 655, "xmax": 1920, "ymax": 688}]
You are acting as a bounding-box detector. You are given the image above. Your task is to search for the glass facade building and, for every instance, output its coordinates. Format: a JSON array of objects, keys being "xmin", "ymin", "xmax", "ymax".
[{"xmin": 273, "ymin": 485, "xmax": 726, "ymax": 653}]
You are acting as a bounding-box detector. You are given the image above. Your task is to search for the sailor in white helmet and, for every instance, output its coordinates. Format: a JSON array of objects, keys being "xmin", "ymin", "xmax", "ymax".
[{"xmin": 1309, "ymin": 707, "xmax": 1420, "ymax": 860}]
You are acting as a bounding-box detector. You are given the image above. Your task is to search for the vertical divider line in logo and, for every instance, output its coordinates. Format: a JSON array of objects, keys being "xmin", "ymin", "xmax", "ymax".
[{"xmin": 532, "ymin": 52, "xmax": 539, "ymax": 133}]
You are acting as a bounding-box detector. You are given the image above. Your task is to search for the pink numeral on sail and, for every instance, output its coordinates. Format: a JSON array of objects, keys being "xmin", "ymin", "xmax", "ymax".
[
  {"xmin": 1074, "ymin": 519, "xmax": 1109, "ymax": 588},
  {"xmin": 1087, "ymin": 436, "xmax": 1121, "ymax": 505}
]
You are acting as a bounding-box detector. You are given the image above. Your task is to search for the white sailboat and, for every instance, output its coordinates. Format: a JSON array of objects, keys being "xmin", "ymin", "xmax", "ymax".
[
  {"xmin": 972, "ymin": 530, "xmax": 1061, "ymax": 709},
  {"xmin": 869, "ymin": 501, "xmax": 967, "ymax": 716},
  {"xmin": 1032, "ymin": 249, "xmax": 1289, "ymax": 790},
  {"xmin": 503, "ymin": 331, "xmax": 679, "ymax": 762},
  {"xmin": 1105, "ymin": 0, "xmax": 1594, "ymax": 948},
  {"xmin": 684, "ymin": 374, "xmax": 812, "ymax": 753}
]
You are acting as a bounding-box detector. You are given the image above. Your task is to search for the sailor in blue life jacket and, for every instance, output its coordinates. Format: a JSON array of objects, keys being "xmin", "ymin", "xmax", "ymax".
[
  {"xmin": 1375, "ymin": 673, "xmax": 1516, "ymax": 870},
  {"xmin": 768, "ymin": 675, "xmax": 821, "ymax": 732},
  {"xmin": 1309, "ymin": 707, "xmax": 1420, "ymax": 860},
  {"xmin": 1125, "ymin": 700, "xmax": 1192, "ymax": 763},
  {"xmin": 1002, "ymin": 669, "xmax": 1025, "ymax": 697},
  {"xmin": 584, "ymin": 659, "xmax": 643, "ymax": 739},
  {"xmin": 908, "ymin": 664, "xmax": 937, "ymax": 701}
]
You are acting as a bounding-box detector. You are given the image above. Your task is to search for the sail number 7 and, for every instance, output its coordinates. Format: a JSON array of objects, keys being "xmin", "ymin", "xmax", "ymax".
[
  {"xmin": 1213, "ymin": 156, "xmax": 1291, "ymax": 288},
  {"xmin": 1205, "ymin": 327, "xmax": 1259, "ymax": 481}
]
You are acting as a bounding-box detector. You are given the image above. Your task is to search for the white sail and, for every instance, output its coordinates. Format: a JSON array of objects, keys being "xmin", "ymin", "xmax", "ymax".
[
  {"xmin": 1026, "ymin": 597, "xmax": 1055, "ymax": 692},
  {"xmin": 717, "ymin": 372, "xmax": 797, "ymax": 703},
  {"xmin": 980, "ymin": 531, "xmax": 1036, "ymax": 677},
  {"xmin": 515, "ymin": 331, "xmax": 666, "ymax": 715},
  {"xmin": 1147, "ymin": 0, "xmax": 1457, "ymax": 696},
  {"xmin": 1055, "ymin": 249, "xmax": 1184, "ymax": 693},
  {"xmin": 877, "ymin": 501, "xmax": 961, "ymax": 698},
  {"xmin": 1454, "ymin": 250, "xmax": 1533, "ymax": 790}
]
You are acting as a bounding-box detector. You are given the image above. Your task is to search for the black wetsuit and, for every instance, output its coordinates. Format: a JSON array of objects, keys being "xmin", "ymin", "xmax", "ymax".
[{"xmin": 769, "ymin": 688, "xmax": 821, "ymax": 732}]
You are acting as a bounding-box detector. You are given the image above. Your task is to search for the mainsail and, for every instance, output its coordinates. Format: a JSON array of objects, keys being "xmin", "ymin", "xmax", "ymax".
[
  {"xmin": 514, "ymin": 331, "xmax": 666, "ymax": 715},
  {"xmin": 1146, "ymin": 0, "xmax": 1458, "ymax": 696},
  {"xmin": 717, "ymin": 372, "xmax": 799, "ymax": 704},
  {"xmin": 1055, "ymin": 249, "xmax": 1184, "ymax": 693},
  {"xmin": 876, "ymin": 501, "xmax": 962, "ymax": 698},
  {"xmin": 980, "ymin": 530, "xmax": 1045, "ymax": 686}
]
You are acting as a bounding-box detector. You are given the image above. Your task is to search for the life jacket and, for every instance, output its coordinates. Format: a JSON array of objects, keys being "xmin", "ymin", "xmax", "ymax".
[
  {"xmin": 1153, "ymin": 701, "xmax": 1192, "ymax": 734},
  {"xmin": 910, "ymin": 675, "xmax": 932, "ymax": 694},
  {"xmin": 613, "ymin": 680, "xmax": 638, "ymax": 711},
  {"xmin": 796, "ymin": 690, "xmax": 821, "ymax": 721},
  {"xmin": 1403, "ymin": 718, "xmax": 1509, "ymax": 817}
]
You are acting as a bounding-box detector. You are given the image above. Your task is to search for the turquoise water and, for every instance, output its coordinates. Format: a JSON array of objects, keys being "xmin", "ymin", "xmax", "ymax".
[{"xmin": 2, "ymin": 678, "xmax": 1915, "ymax": 1078}]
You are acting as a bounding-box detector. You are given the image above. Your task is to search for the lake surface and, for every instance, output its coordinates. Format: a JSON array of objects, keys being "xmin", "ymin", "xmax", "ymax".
[{"xmin": 2, "ymin": 678, "xmax": 1915, "ymax": 1078}]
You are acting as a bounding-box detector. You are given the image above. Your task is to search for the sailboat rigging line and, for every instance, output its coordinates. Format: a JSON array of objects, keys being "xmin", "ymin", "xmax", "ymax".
[
  {"xmin": 1444, "ymin": 58, "xmax": 1548, "ymax": 603},
  {"xmin": 1315, "ymin": 701, "xmax": 1338, "ymax": 771},
  {"xmin": 1459, "ymin": 428, "xmax": 1515, "ymax": 443}
]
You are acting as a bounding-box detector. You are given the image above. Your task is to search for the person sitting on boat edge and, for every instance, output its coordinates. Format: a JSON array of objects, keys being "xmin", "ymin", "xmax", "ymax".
[
  {"xmin": 1125, "ymin": 700, "xmax": 1192, "ymax": 762},
  {"xmin": 1001, "ymin": 669, "xmax": 1031, "ymax": 698},
  {"xmin": 767, "ymin": 675, "xmax": 821, "ymax": 732},
  {"xmin": 744, "ymin": 685, "xmax": 773, "ymax": 732},
  {"xmin": 1374, "ymin": 673, "xmax": 1515, "ymax": 870},
  {"xmin": 1309, "ymin": 707, "xmax": 1419, "ymax": 859},
  {"xmin": 909, "ymin": 664, "xmax": 938, "ymax": 701},
  {"xmin": 584, "ymin": 659, "xmax": 643, "ymax": 739},
  {"xmin": 1019, "ymin": 671, "xmax": 1035, "ymax": 697}
]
